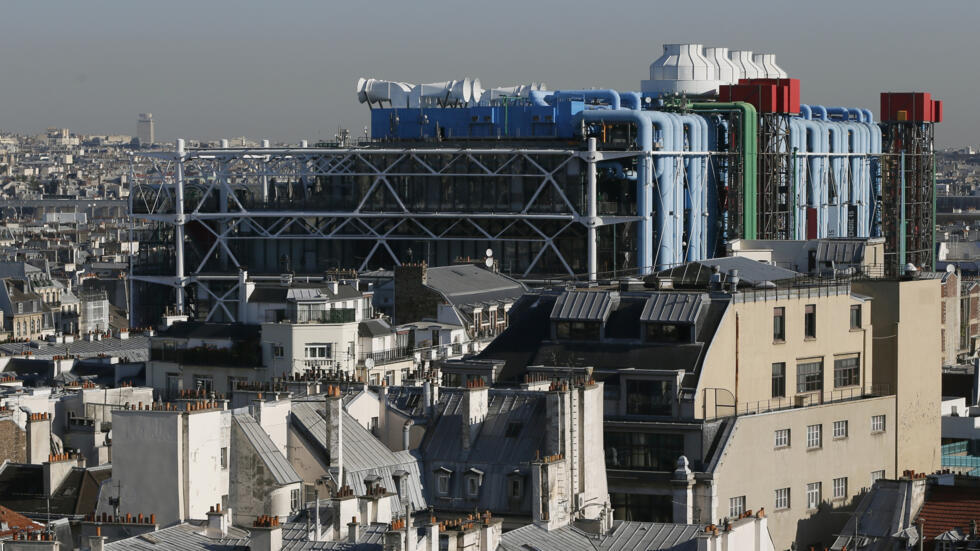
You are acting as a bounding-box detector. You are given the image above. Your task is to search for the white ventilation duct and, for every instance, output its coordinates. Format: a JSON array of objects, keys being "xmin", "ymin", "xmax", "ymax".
[
  {"xmin": 356, "ymin": 78, "xmax": 414, "ymax": 107},
  {"xmin": 484, "ymin": 82, "xmax": 546, "ymax": 101},
  {"xmin": 641, "ymin": 43, "xmax": 721, "ymax": 96},
  {"xmin": 751, "ymin": 53, "xmax": 788, "ymax": 79},
  {"xmin": 409, "ymin": 78, "xmax": 482, "ymax": 107},
  {"xmin": 728, "ymin": 51, "xmax": 763, "ymax": 80},
  {"xmin": 704, "ymin": 47, "xmax": 741, "ymax": 84}
]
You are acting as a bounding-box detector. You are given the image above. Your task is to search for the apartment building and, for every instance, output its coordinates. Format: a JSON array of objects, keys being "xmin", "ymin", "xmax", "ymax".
[{"xmin": 473, "ymin": 270, "xmax": 942, "ymax": 551}]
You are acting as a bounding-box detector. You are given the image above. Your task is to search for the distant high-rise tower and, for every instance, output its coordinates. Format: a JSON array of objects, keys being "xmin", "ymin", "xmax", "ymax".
[{"xmin": 137, "ymin": 113, "xmax": 155, "ymax": 145}]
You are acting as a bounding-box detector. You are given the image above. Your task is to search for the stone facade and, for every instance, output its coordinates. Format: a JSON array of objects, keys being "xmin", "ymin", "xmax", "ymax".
[{"xmin": 0, "ymin": 418, "xmax": 27, "ymax": 464}]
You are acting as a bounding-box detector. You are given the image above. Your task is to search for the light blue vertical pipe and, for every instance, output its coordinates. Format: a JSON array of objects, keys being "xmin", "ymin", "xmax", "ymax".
[
  {"xmin": 667, "ymin": 113, "xmax": 685, "ymax": 266},
  {"xmin": 644, "ymin": 110, "xmax": 677, "ymax": 271},
  {"xmin": 825, "ymin": 122, "xmax": 845, "ymax": 237},
  {"xmin": 695, "ymin": 114, "xmax": 709, "ymax": 259},
  {"xmin": 681, "ymin": 115, "xmax": 704, "ymax": 262},
  {"xmin": 856, "ymin": 122, "xmax": 871, "ymax": 236},
  {"xmin": 789, "ymin": 118, "xmax": 804, "ymax": 238},
  {"xmin": 862, "ymin": 109, "xmax": 874, "ymax": 124},
  {"xmin": 802, "ymin": 119, "xmax": 826, "ymax": 238},
  {"xmin": 848, "ymin": 124, "xmax": 862, "ymax": 236}
]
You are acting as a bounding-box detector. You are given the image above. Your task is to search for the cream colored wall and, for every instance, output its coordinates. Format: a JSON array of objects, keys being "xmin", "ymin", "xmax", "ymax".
[
  {"xmin": 708, "ymin": 395, "xmax": 895, "ymax": 551},
  {"xmin": 261, "ymin": 322, "xmax": 360, "ymax": 376},
  {"xmin": 852, "ymin": 278, "xmax": 942, "ymax": 475},
  {"xmin": 696, "ymin": 291, "xmax": 871, "ymax": 419}
]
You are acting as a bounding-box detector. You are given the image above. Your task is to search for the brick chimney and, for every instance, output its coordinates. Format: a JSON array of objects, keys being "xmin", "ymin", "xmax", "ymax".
[
  {"xmin": 250, "ymin": 516, "xmax": 282, "ymax": 551},
  {"xmin": 461, "ymin": 381, "xmax": 488, "ymax": 450},
  {"xmin": 26, "ymin": 412, "xmax": 52, "ymax": 464},
  {"xmin": 44, "ymin": 453, "xmax": 76, "ymax": 496}
]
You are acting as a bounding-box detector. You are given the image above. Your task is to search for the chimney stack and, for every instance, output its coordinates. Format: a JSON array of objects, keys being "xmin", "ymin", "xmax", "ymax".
[
  {"xmin": 461, "ymin": 380, "xmax": 488, "ymax": 450},
  {"xmin": 348, "ymin": 517, "xmax": 360, "ymax": 543},
  {"xmin": 88, "ymin": 526, "xmax": 106, "ymax": 551},
  {"xmin": 26, "ymin": 411, "xmax": 52, "ymax": 464},
  {"xmin": 206, "ymin": 503, "xmax": 230, "ymax": 538},
  {"xmin": 671, "ymin": 456, "xmax": 695, "ymax": 524},
  {"xmin": 250, "ymin": 516, "xmax": 282, "ymax": 551},
  {"xmin": 325, "ymin": 386, "xmax": 344, "ymax": 483}
]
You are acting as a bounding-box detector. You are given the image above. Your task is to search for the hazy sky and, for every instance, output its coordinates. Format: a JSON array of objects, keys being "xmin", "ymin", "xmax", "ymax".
[{"xmin": 1, "ymin": 0, "xmax": 976, "ymax": 147}]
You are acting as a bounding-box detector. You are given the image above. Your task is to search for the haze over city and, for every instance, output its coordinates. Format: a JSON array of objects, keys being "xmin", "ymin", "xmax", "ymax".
[{"xmin": 1, "ymin": 0, "xmax": 977, "ymax": 147}]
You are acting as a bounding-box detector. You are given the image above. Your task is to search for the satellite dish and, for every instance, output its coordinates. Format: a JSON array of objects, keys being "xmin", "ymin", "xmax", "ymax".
[
  {"xmin": 484, "ymin": 258, "xmax": 494, "ymax": 269},
  {"xmin": 485, "ymin": 248, "xmax": 493, "ymax": 258},
  {"xmin": 946, "ymin": 264, "xmax": 956, "ymax": 273},
  {"xmin": 364, "ymin": 357, "xmax": 375, "ymax": 370}
]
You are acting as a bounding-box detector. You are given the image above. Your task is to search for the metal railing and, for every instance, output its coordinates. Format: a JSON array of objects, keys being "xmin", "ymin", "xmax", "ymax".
[
  {"xmin": 942, "ymin": 441, "xmax": 969, "ymax": 455},
  {"xmin": 941, "ymin": 455, "xmax": 980, "ymax": 469},
  {"xmin": 704, "ymin": 384, "xmax": 891, "ymax": 420},
  {"xmin": 359, "ymin": 346, "xmax": 412, "ymax": 366}
]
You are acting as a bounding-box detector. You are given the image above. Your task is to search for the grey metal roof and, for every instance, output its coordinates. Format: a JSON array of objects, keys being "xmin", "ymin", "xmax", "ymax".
[
  {"xmin": 640, "ymin": 293, "xmax": 706, "ymax": 324},
  {"xmin": 358, "ymin": 319, "xmax": 393, "ymax": 338},
  {"xmin": 550, "ymin": 291, "xmax": 617, "ymax": 322},
  {"xmin": 233, "ymin": 411, "xmax": 302, "ymax": 486},
  {"xmin": 499, "ymin": 521, "xmax": 704, "ymax": 551},
  {"xmin": 291, "ymin": 400, "xmax": 427, "ymax": 511},
  {"xmin": 423, "ymin": 265, "xmax": 525, "ymax": 309},
  {"xmin": 0, "ymin": 335, "xmax": 149, "ymax": 362}
]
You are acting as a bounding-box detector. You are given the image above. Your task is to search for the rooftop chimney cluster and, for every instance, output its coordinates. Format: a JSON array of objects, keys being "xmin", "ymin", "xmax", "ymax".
[
  {"xmin": 437, "ymin": 511, "xmax": 495, "ymax": 532},
  {"xmin": 534, "ymin": 450, "xmax": 564, "ymax": 463},
  {"xmin": 464, "ymin": 379, "xmax": 485, "ymax": 389},
  {"xmin": 47, "ymin": 452, "xmax": 74, "ymax": 462},
  {"xmin": 9, "ymin": 531, "xmax": 55, "ymax": 541},
  {"xmin": 253, "ymin": 515, "xmax": 281, "ymax": 528},
  {"xmin": 325, "ymin": 385, "xmax": 343, "ymax": 398},
  {"xmin": 29, "ymin": 412, "xmax": 51, "ymax": 421},
  {"xmin": 84, "ymin": 512, "xmax": 157, "ymax": 525},
  {"xmin": 0, "ymin": 375, "xmax": 20, "ymax": 383},
  {"xmin": 333, "ymin": 485, "xmax": 355, "ymax": 498}
]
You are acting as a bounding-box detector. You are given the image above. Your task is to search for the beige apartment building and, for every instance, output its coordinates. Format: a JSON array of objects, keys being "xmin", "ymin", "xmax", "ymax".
[{"xmin": 479, "ymin": 270, "xmax": 943, "ymax": 551}]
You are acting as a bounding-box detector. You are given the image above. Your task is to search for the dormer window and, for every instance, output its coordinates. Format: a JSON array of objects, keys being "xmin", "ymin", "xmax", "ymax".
[
  {"xmin": 506, "ymin": 471, "xmax": 525, "ymax": 501},
  {"xmin": 644, "ymin": 323, "xmax": 693, "ymax": 342},
  {"xmin": 435, "ymin": 467, "xmax": 453, "ymax": 496},
  {"xmin": 465, "ymin": 468, "xmax": 484, "ymax": 498}
]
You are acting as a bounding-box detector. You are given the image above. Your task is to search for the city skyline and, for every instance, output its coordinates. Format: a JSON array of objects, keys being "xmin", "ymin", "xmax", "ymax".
[{"xmin": 0, "ymin": 0, "xmax": 976, "ymax": 147}]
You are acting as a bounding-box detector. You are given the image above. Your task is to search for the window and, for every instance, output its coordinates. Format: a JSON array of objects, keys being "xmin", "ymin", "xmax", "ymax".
[
  {"xmin": 871, "ymin": 470, "xmax": 885, "ymax": 484},
  {"xmin": 773, "ymin": 307, "xmax": 786, "ymax": 342},
  {"xmin": 646, "ymin": 323, "xmax": 692, "ymax": 342},
  {"xmin": 625, "ymin": 379, "xmax": 673, "ymax": 416},
  {"xmin": 467, "ymin": 476, "xmax": 480, "ymax": 497},
  {"xmin": 833, "ymin": 420, "xmax": 848, "ymax": 439},
  {"xmin": 871, "ymin": 415, "xmax": 886, "ymax": 433},
  {"xmin": 806, "ymin": 424, "xmax": 822, "ymax": 449},
  {"xmin": 833, "ymin": 477, "xmax": 847, "ymax": 500},
  {"xmin": 220, "ymin": 447, "xmax": 228, "ymax": 469},
  {"xmin": 508, "ymin": 477, "xmax": 523, "ymax": 500},
  {"xmin": 806, "ymin": 482, "xmax": 822, "ymax": 510},
  {"xmin": 775, "ymin": 488, "xmax": 790, "ymax": 510},
  {"xmin": 797, "ymin": 360, "xmax": 824, "ymax": 393},
  {"xmin": 290, "ymin": 488, "xmax": 300, "ymax": 511},
  {"xmin": 834, "ymin": 356, "xmax": 860, "ymax": 388},
  {"xmin": 227, "ymin": 376, "xmax": 246, "ymax": 393},
  {"xmin": 194, "ymin": 375, "xmax": 213, "ymax": 393},
  {"xmin": 273, "ymin": 344, "xmax": 284, "ymax": 358},
  {"xmin": 774, "ymin": 429, "xmax": 790, "ymax": 448},
  {"xmin": 555, "ymin": 321, "xmax": 600, "ymax": 340},
  {"xmin": 304, "ymin": 344, "xmax": 332, "ymax": 358},
  {"xmin": 729, "ymin": 496, "xmax": 746, "ymax": 518},
  {"xmin": 437, "ymin": 473, "xmax": 450, "ymax": 495},
  {"xmin": 850, "ymin": 304, "xmax": 862, "ymax": 329},
  {"xmin": 604, "ymin": 431, "xmax": 684, "ymax": 471},
  {"xmin": 772, "ymin": 362, "xmax": 786, "ymax": 398},
  {"xmin": 805, "ymin": 304, "xmax": 816, "ymax": 338}
]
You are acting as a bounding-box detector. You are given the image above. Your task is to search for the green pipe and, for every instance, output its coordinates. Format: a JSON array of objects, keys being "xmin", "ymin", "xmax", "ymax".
[{"xmin": 690, "ymin": 102, "xmax": 758, "ymax": 239}]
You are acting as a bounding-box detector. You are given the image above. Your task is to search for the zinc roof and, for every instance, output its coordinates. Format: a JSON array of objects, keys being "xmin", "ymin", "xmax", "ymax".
[
  {"xmin": 232, "ymin": 411, "xmax": 302, "ymax": 486},
  {"xmin": 550, "ymin": 290, "xmax": 617, "ymax": 322},
  {"xmin": 639, "ymin": 292, "xmax": 706, "ymax": 324}
]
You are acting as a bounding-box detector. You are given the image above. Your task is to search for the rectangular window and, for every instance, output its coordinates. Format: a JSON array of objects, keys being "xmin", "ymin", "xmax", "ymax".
[
  {"xmin": 220, "ymin": 447, "xmax": 228, "ymax": 469},
  {"xmin": 774, "ymin": 429, "xmax": 790, "ymax": 448},
  {"xmin": 508, "ymin": 478, "xmax": 523, "ymax": 500},
  {"xmin": 806, "ymin": 482, "xmax": 822, "ymax": 510},
  {"xmin": 771, "ymin": 362, "xmax": 786, "ymax": 398},
  {"xmin": 304, "ymin": 344, "xmax": 332, "ymax": 358},
  {"xmin": 604, "ymin": 432, "xmax": 684, "ymax": 471},
  {"xmin": 290, "ymin": 488, "xmax": 300, "ymax": 511},
  {"xmin": 871, "ymin": 470, "xmax": 885, "ymax": 484},
  {"xmin": 773, "ymin": 307, "xmax": 786, "ymax": 342},
  {"xmin": 833, "ymin": 477, "xmax": 847, "ymax": 499},
  {"xmin": 273, "ymin": 344, "xmax": 284, "ymax": 358},
  {"xmin": 833, "ymin": 420, "xmax": 848, "ymax": 439},
  {"xmin": 806, "ymin": 424, "xmax": 822, "ymax": 449},
  {"xmin": 775, "ymin": 487, "xmax": 790, "ymax": 510},
  {"xmin": 467, "ymin": 477, "xmax": 480, "ymax": 497},
  {"xmin": 805, "ymin": 304, "xmax": 817, "ymax": 338},
  {"xmin": 625, "ymin": 379, "xmax": 673, "ymax": 416},
  {"xmin": 797, "ymin": 360, "xmax": 824, "ymax": 393},
  {"xmin": 871, "ymin": 415, "xmax": 886, "ymax": 433},
  {"xmin": 729, "ymin": 496, "xmax": 746, "ymax": 518},
  {"xmin": 834, "ymin": 356, "xmax": 860, "ymax": 388},
  {"xmin": 193, "ymin": 375, "xmax": 213, "ymax": 393},
  {"xmin": 437, "ymin": 474, "xmax": 450, "ymax": 495},
  {"xmin": 850, "ymin": 304, "xmax": 862, "ymax": 329}
]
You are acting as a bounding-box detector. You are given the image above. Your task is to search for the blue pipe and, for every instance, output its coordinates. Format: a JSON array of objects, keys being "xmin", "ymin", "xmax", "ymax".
[
  {"xmin": 808, "ymin": 104, "xmax": 828, "ymax": 120},
  {"xmin": 848, "ymin": 108, "xmax": 865, "ymax": 123},
  {"xmin": 802, "ymin": 119, "xmax": 826, "ymax": 237},
  {"xmin": 706, "ymin": 115, "xmax": 726, "ymax": 255},
  {"xmin": 863, "ymin": 109, "xmax": 874, "ymax": 124},
  {"xmin": 681, "ymin": 115, "xmax": 703, "ymax": 262},
  {"xmin": 665, "ymin": 112, "xmax": 685, "ymax": 267},
  {"xmin": 826, "ymin": 122, "xmax": 846, "ymax": 237},
  {"xmin": 620, "ymin": 92, "xmax": 642, "ymax": 110},
  {"xmin": 826, "ymin": 107, "xmax": 850, "ymax": 121},
  {"xmin": 546, "ymin": 89, "xmax": 621, "ymax": 111},
  {"xmin": 799, "ymin": 104, "xmax": 812, "ymax": 120},
  {"xmin": 575, "ymin": 109, "xmax": 675, "ymax": 273},
  {"xmin": 695, "ymin": 114, "xmax": 709, "ymax": 259},
  {"xmin": 790, "ymin": 118, "xmax": 807, "ymax": 238}
]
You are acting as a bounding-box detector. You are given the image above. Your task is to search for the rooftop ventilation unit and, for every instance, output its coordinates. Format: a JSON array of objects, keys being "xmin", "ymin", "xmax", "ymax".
[
  {"xmin": 704, "ymin": 47, "xmax": 741, "ymax": 85},
  {"xmin": 752, "ymin": 53, "xmax": 788, "ymax": 79},
  {"xmin": 729, "ymin": 50, "xmax": 764, "ymax": 80},
  {"xmin": 641, "ymin": 43, "xmax": 721, "ymax": 97},
  {"xmin": 356, "ymin": 78, "xmax": 414, "ymax": 107}
]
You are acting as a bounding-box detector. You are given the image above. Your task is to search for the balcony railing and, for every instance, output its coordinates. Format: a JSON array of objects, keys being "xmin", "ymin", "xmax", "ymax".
[
  {"xmin": 703, "ymin": 384, "xmax": 892, "ymax": 420},
  {"xmin": 359, "ymin": 346, "xmax": 412, "ymax": 367},
  {"xmin": 293, "ymin": 309, "xmax": 356, "ymax": 324}
]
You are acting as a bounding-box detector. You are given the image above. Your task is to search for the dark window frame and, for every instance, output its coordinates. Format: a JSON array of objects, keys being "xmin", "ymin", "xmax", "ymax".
[
  {"xmin": 772, "ymin": 362, "xmax": 786, "ymax": 398},
  {"xmin": 773, "ymin": 307, "xmax": 786, "ymax": 342}
]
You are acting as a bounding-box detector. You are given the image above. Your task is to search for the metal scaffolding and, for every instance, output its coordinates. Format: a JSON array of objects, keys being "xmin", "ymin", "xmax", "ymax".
[
  {"xmin": 880, "ymin": 122, "xmax": 935, "ymax": 274},
  {"xmin": 757, "ymin": 114, "xmax": 792, "ymax": 240},
  {"xmin": 128, "ymin": 140, "xmax": 647, "ymax": 324}
]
